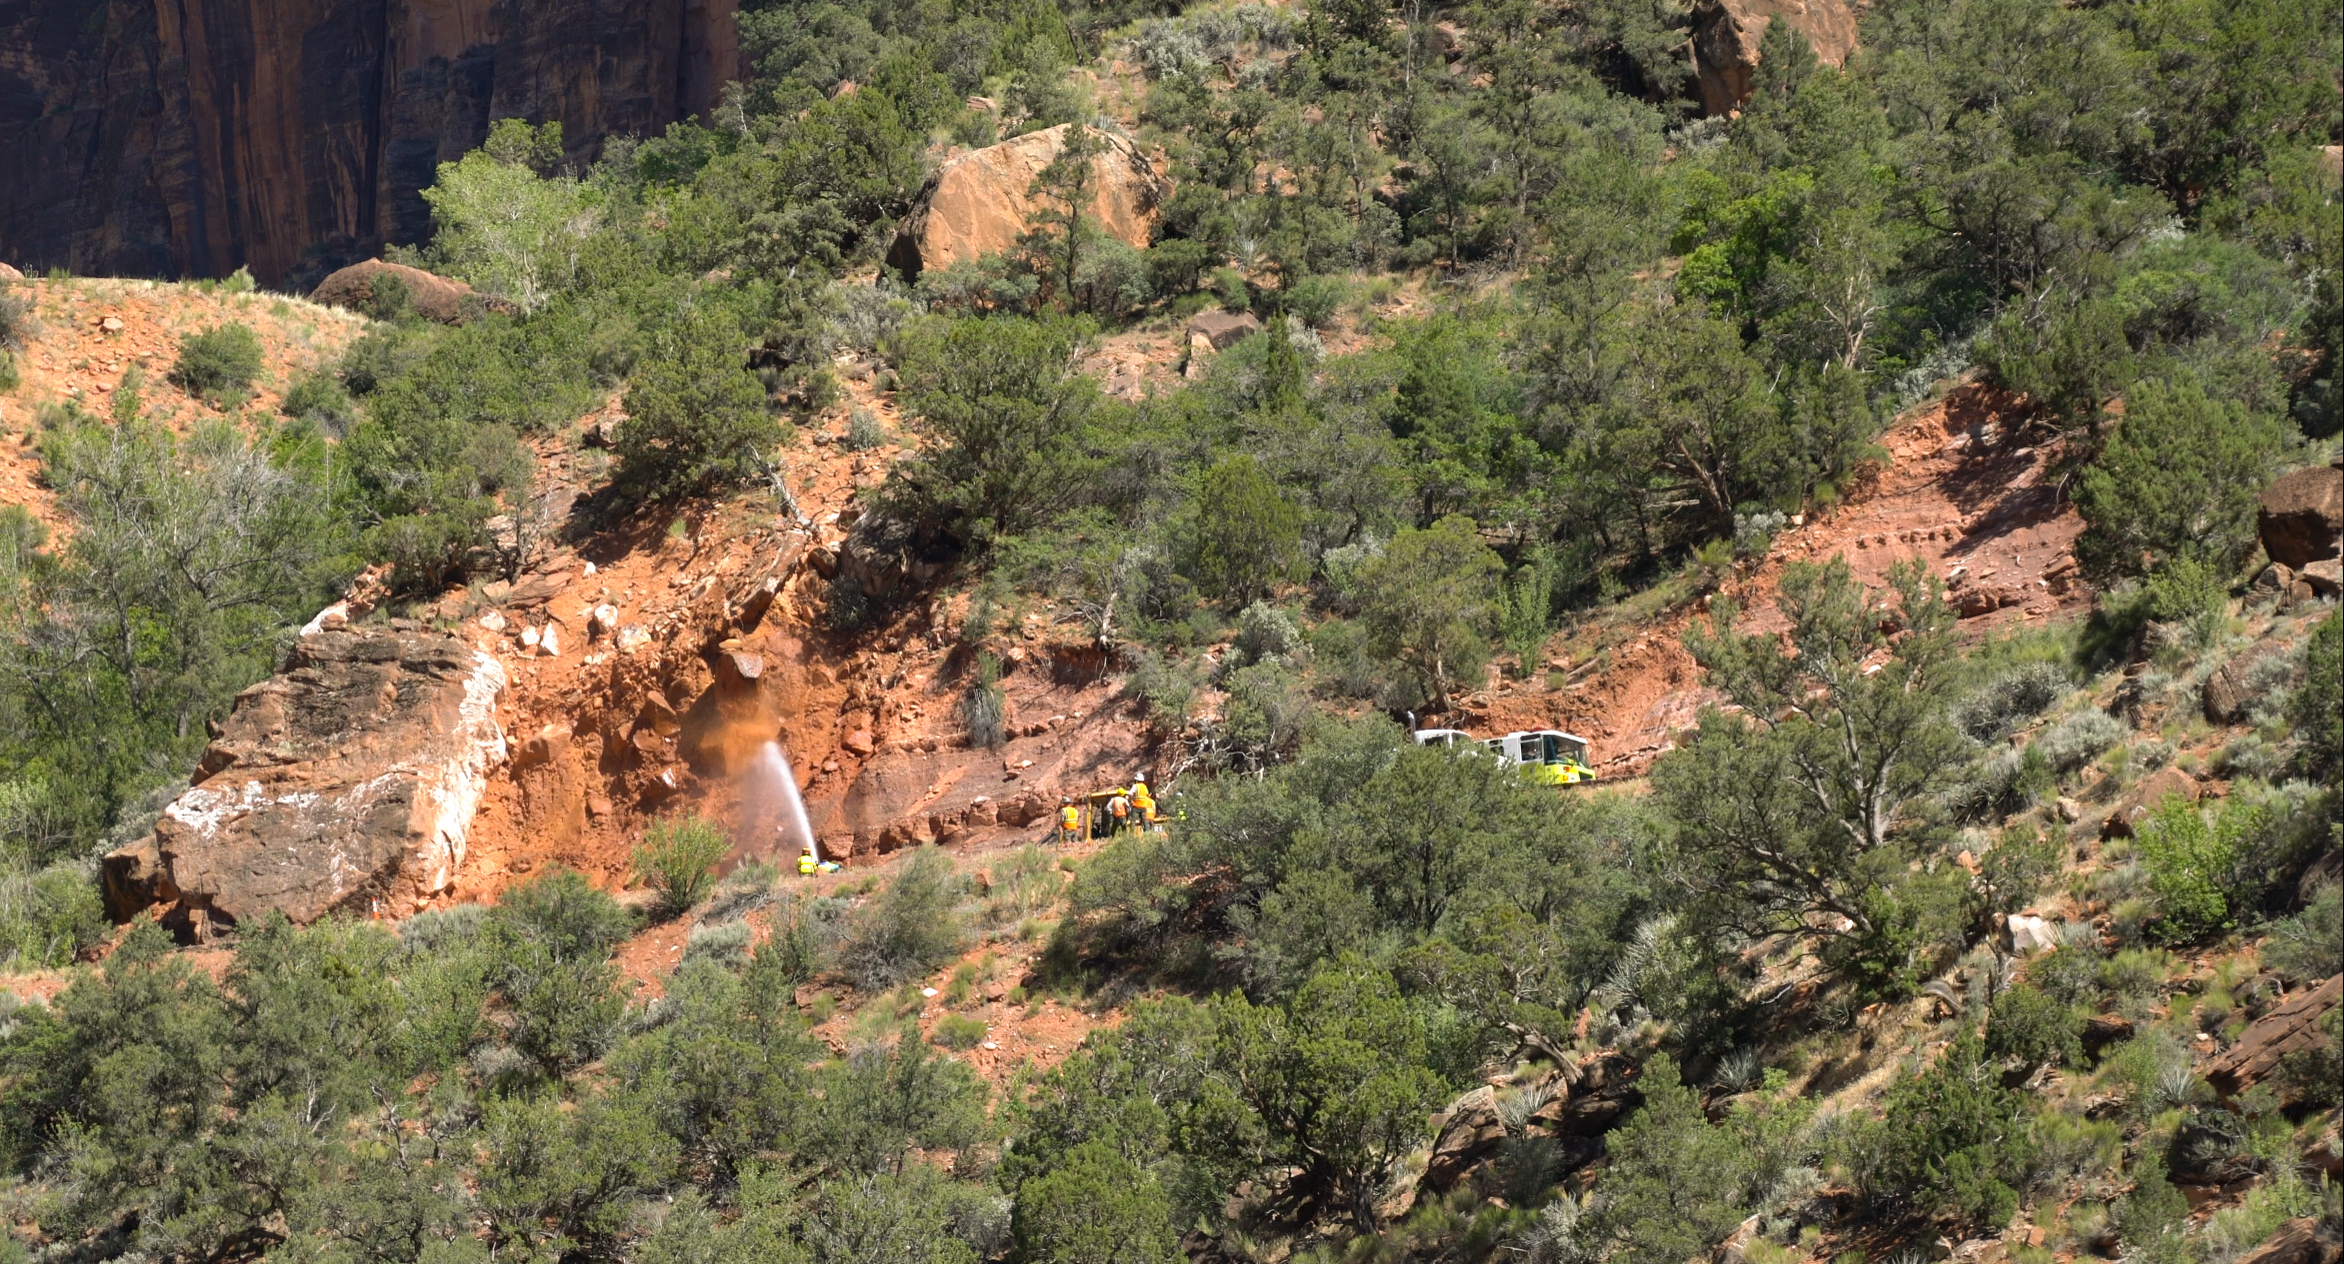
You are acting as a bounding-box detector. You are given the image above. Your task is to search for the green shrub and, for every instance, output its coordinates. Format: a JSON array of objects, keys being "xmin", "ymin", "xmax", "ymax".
[
  {"xmin": 337, "ymin": 324, "xmax": 433, "ymax": 396},
  {"xmin": 1840, "ymin": 1034, "xmax": 2033, "ymax": 1229},
  {"xmin": 360, "ymin": 271, "xmax": 416, "ymax": 322},
  {"xmin": 633, "ymin": 814, "xmax": 731, "ymax": 918},
  {"xmin": 0, "ymin": 856, "xmax": 107, "ymax": 969},
  {"xmin": 2072, "ymin": 373, "xmax": 2286, "ymax": 582},
  {"xmin": 615, "ymin": 310, "xmax": 778, "ymax": 499},
  {"xmin": 2294, "ymin": 611, "xmax": 2341, "ymax": 784},
  {"xmin": 932, "ymin": 1013, "xmax": 986, "ymax": 1050},
  {"xmin": 827, "ymin": 570, "xmax": 871, "ymax": 631},
  {"xmin": 1123, "ymin": 650, "xmax": 1203, "ymax": 737},
  {"xmin": 2113, "ymin": 1159, "xmax": 2190, "ymax": 1256},
  {"xmin": 397, "ymin": 902, "xmax": 488, "ymax": 954},
  {"xmin": 2135, "ymin": 795, "xmax": 2260, "ymax": 943},
  {"xmin": 490, "ymin": 865, "xmax": 635, "ymax": 960},
  {"xmin": 1283, "ymin": 274, "xmax": 1350, "ymax": 329},
  {"xmin": 1186, "ymin": 454, "xmax": 1304, "ymax": 605},
  {"xmin": 169, "ymin": 322, "xmax": 265, "ymax": 401},
  {"xmin": 1010, "ymin": 1139, "xmax": 1183, "ymax": 1264},
  {"xmin": 279, "ymin": 368, "xmax": 356, "ymax": 435},
  {"xmin": 1985, "ymin": 984, "xmax": 2083, "ymax": 1069}
]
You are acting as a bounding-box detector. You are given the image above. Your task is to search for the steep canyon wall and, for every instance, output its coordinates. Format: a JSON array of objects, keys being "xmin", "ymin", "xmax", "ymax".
[{"xmin": 0, "ymin": 0, "xmax": 736, "ymax": 286}]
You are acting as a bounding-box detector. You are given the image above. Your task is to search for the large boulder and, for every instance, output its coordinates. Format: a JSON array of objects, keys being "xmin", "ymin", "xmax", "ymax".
[
  {"xmin": 2099, "ymin": 767, "xmax": 2200, "ymax": 840},
  {"xmin": 2258, "ymin": 464, "xmax": 2343, "ymax": 568},
  {"xmin": 2203, "ymin": 647, "xmax": 2284, "ymax": 724},
  {"xmin": 1419, "ymin": 1086, "xmax": 1509, "ymax": 1194},
  {"xmin": 310, "ymin": 259, "xmax": 510, "ymax": 324},
  {"xmin": 104, "ymin": 627, "xmax": 509, "ymax": 928},
  {"xmin": 886, "ymin": 125, "xmax": 1171, "ymax": 281},
  {"xmin": 1689, "ymin": 0, "xmax": 1860, "ymax": 116}
]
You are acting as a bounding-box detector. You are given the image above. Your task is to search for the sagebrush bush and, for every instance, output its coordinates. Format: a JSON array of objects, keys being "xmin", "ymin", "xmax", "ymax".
[
  {"xmin": 397, "ymin": 902, "xmax": 487, "ymax": 955},
  {"xmin": 1954, "ymin": 663, "xmax": 2070, "ymax": 742},
  {"xmin": 0, "ymin": 286, "xmax": 33, "ymax": 352},
  {"xmin": 843, "ymin": 406, "xmax": 888, "ymax": 451},
  {"xmin": 1233, "ymin": 600, "xmax": 1305, "ymax": 667},
  {"xmin": 683, "ymin": 919, "xmax": 753, "ymax": 970},
  {"xmin": 698, "ymin": 859, "xmax": 780, "ymax": 925},
  {"xmin": 2034, "ymin": 709, "xmax": 2126, "ymax": 773},
  {"xmin": 170, "ymin": 322, "xmax": 265, "ymax": 400},
  {"xmin": 827, "ymin": 279, "xmax": 914, "ymax": 352},
  {"xmin": 983, "ymin": 845, "xmax": 1064, "ymax": 925},
  {"xmin": 633, "ymin": 813, "xmax": 731, "ymax": 917},
  {"xmin": 838, "ymin": 846, "xmax": 966, "ymax": 991},
  {"xmin": 2260, "ymin": 883, "xmax": 2340, "ymax": 983},
  {"xmin": 1947, "ymin": 745, "xmax": 2056, "ymax": 822}
]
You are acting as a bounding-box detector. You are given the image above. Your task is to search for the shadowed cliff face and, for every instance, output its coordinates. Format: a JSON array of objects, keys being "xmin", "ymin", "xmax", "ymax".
[{"xmin": 0, "ymin": 0, "xmax": 737, "ymax": 287}]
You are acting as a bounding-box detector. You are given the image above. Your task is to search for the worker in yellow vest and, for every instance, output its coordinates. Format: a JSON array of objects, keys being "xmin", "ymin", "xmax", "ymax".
[
  {"xmin": 1129, "ymin": 775, "xmax": 1157, "ymax": 831},
  {"xmin": 798, "ymin": 845, "xmax": 818, "ymax": 876},
  {"xmin": 1057, "ymin": 796, "xmax": 1082, "ymax": 846}
]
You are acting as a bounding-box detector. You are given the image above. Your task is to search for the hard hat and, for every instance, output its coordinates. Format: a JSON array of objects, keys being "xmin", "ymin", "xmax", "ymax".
[
  {"xmin": 1061, "ymin": 796, "xmax": 1072, "ymax": 804},
  {"xmin": 1133, "ymin": 773, "xmax": 1147, "ymax": 783}
]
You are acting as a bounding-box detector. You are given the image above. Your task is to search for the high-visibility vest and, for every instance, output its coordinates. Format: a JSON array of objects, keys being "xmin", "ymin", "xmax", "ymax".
[
  {"xmin": 1130, "ymin": 786, "xmax": 1155, "ymax": 816},
  {"xmin": 1059, "ymin": 806, "xmax": 1081, "ymax": 829},
  {"xmin": 798, "ymin": 851, "xmax": 817, "ymax": 875},
  {"xmin": 1109, "ymin": 796, "xmax": 1129, "ymax": 818}
]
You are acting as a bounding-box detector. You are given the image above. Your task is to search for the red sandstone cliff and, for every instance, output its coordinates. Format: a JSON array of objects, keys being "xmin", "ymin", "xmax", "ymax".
[{"xmin": 0, "ymin": 0, "xmax": 738, "ymax": 287}]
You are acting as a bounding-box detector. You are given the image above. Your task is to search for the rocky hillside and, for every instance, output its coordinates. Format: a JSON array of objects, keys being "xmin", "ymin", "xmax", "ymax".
[{"xmin": 1, "ymin": 0, "xmax": 2338, "ymax": 1255}]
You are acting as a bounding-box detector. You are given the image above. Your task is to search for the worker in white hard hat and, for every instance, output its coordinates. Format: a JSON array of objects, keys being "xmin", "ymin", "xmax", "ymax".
[{"xmin": 1128, "ymin": 775, "xmax": 1157, "ymax": 831}]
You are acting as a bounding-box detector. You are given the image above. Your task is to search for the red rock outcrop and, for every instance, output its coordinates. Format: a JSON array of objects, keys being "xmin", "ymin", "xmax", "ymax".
[
  {"xmin": 309, "ymin": 258, "xmax": 504, "ymax": 323},
  {"xmin": 2258, "ymin": 463, "xmax": 2343, "ymax": 568},
  {"xmin": 2202, "ymin": 974, "xmax": 2341, "ymax": 1098},
  {"xmin": 886, "ymin": 124, "xmax": 1170, "ymax": 281},
  {"xmin": 1689, "ymin": 0, "xmax": 1859, "ymax": 116},
  {"xmin": 2230, "ymin": 1219, "xmax": 2342, "ymax": 1264},
  {"xmin": 0, "ymin": 0, "xmax": 739, "ymax": 287},
  {"xmin": 1417, "ymin": 1086, "xmax": 1509, "ymax": 1196},
  {"xmin": 103, "ymin": 625, "xmax": 509, "ymax": 928}
]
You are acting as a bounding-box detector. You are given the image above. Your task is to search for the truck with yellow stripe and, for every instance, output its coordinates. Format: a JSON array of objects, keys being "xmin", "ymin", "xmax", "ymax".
[{"xmin": 1411, "ymin": 727, "xmax": 1597, "ymax": 785}]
